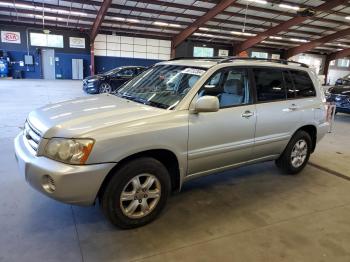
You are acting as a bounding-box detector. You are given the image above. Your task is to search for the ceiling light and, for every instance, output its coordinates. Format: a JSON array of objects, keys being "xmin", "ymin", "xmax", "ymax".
[
  {"xmin": 194, "ymin": 33, "xmax": 214, "ymax": 38},
  {"xmin": 199, "ymin": 27, "xmax": 209, "ymax": 31},
  {"xmin": 126, "ymin": 19, "xmax": 139, "ymax": 23},
  {"xmin": 269, "ymin": 36, "xmax": 282, "ymax": 40},
  {"xmin": 113, "ymin": 17, "xmax": 125, "ymax": 21},
  {"xmin": 231, "ymin": 31, "xmax": 256, "ymax": 36},
  {"xmin": 0, "ymin": 2, "xmax": 13, "ymax": 6},
  {"xmin": 279, "ymin": 4, "xmax": 300, "ymax": 11},
  {"xmin": 14, "ymin": 3, "xmax": 35, "ymax": 9},
  {"xmin": 153, "ymin": 21, "xmax": 181, "ymax": 27},
  {"xmin": 346, "ymin": 16, "xmax": 350, "ymax": 20},
  {"xmin": 290, "ymin": 38, "xmax": 308, "ymax": 42},
  {"xmin": 245, "ymin": 0, "xmax": 268, "ymax": 4}
]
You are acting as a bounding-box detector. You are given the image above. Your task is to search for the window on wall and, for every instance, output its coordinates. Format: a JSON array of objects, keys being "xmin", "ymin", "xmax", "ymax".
[
  {"xmin": 30, "ymin": 33, "xmax": 64, "ymax": 48},
  {"xmin": 193, "ymin": 46, "xmax": 214, "ymax": 57},
  {"xmin": 251, "ymin": 51, "xmax": 268, "ymax": 59},
  {"xmin": 338, "ymin": 59, "xmax": 350, "ymax": 67}
]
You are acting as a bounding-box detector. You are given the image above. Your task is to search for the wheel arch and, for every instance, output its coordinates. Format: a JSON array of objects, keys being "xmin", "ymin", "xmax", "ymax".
[
  {"xmin": 294, "ymin": 124, "xmax": 317, "ymax": 152},
  {"xmin": 97, "ymin": 149, "xmax": 181, "ymax": 201}
]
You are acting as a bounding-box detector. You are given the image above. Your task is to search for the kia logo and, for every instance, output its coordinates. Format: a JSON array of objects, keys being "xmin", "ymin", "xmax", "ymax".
[{"xmin": 5, "ymin": 33, "xmax": 19, "ymax": 41}]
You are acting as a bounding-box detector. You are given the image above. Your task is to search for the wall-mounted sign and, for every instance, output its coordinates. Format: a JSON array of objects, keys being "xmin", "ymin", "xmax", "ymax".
[
  {"xmin": 218, "ymin": 49, "xmax": 229, "ymax": 57},
  {"xmin": 69, "ymin": 37, "xmax": 85, "ymax": 49},
  {"xmin": 1, "ymin": 31, "xmax": 21, "ymax": 44},
  {"xmin": 271, "ymin": 54, "xmax": 280, "ymax": 60}
]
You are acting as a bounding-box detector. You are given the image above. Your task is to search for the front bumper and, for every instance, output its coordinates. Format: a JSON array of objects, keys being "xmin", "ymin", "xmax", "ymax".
[
  {"xmin": 14, "ymin": 133, "xmax": 115, "ymax": 206},
  {"xmin": 83, "ymin": 81, "xmax": 99, "ymax": 94}
]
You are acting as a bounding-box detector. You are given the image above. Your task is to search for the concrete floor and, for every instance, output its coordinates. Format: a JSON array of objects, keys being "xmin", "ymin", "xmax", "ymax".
[{"xmin": 1, "ymin": 80, "xmax": 350, "ymax": 262}]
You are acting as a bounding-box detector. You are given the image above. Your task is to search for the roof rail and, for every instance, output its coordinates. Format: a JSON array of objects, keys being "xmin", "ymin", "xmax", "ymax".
[
  {"xmin": 219, "ymin": 57, "xmax": 309, "ymax": 68},
  {"xmin": 169, "ymin": 56, "xmax": 227, "ymax": 61}
]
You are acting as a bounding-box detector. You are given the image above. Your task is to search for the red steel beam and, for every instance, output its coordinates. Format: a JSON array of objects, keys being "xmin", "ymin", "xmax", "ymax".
[
  {"xmin": 90, "ymin": 0, "xmax": 113, "ymax": 42},
  {"xmin": 172, "ymin": 0, "xmax": 237, "ymax": 49},
  {"xmin": 286, "ymin": 27, "xmax": 350, "ymax": 58},
  {"xmin": 233, "ymin": 0, "xmax": 348, "ymax": 55}
]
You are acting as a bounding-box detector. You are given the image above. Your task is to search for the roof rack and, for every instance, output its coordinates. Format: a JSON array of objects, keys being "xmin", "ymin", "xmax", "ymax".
[
  {"xmin": 169, "ymin": 56, "xmax": 308, "ymax": 68},
  {"xmin": 219, "ymin": 57, "xmax": 309, "ymax": 68}
]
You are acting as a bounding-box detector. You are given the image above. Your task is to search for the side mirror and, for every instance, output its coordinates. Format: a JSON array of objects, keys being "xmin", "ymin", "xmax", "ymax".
[{"xmin": 194, "ymin": 96, "xmax": 219, "ymax": 113}]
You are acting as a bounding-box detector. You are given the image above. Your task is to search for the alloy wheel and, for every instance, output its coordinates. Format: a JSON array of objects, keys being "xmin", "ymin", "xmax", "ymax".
[{"xmin": 291, "ymin": 139, "xmax": 308, "ymax": 168}]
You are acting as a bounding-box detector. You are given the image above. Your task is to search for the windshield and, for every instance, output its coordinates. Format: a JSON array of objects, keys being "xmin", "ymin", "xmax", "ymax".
[
  {"xmin": 115, "ymin": 65, "xmax": 207, "ymax": 109},
  {"xmin": 104, "ymin": 68, "xmax": 121, "ymax": 76}
]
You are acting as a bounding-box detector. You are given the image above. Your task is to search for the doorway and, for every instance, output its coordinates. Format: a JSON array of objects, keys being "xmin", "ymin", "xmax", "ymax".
[{"xmin": 41, "ymin": 49, "xmax": 55, "ymax": 80}]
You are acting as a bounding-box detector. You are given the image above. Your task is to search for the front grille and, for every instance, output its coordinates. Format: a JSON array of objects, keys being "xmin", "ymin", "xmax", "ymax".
[{"xmin": 24, "ymin": 121, "xmax": 42, "ymax": 153}]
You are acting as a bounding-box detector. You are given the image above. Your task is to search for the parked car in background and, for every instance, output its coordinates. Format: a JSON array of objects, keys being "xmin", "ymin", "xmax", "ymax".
[
  {"xmin": 335, "ymin": 73, "xmax": 350, "ymax": 86},
  {"xmin": 326, "ymin": 86, "xmax": 350, "ymax": 114},
  {"xmin": 83, "ymin": 66, "xmax": 146, "ymax": 94},
  {"xmin": 15, "ymin": 58, "xmax": 329, "ymax": 228}
]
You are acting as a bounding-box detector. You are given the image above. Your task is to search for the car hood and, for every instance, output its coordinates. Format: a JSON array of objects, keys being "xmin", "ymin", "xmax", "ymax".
[
  {"xmin": 84, "ymin": 74, "xmax": 104, "ymax": 81},
  {"xmin": 27, "ymin": 94, "xmax": 167, "ymax": 138}
]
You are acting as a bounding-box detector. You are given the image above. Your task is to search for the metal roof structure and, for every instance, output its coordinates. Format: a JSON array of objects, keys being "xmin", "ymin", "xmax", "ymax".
[{"xmin": 0, "ymin": 0, "xmax": 350, "ymax": 57}]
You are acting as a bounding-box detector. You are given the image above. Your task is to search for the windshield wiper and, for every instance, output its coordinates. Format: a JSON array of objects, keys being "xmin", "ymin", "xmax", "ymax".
[{"xmin": 115, "ymin": 93, "xmax": 168, "ymax": 109}]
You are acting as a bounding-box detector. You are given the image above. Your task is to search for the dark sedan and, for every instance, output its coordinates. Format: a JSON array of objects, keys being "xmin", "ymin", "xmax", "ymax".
[
  {"xmin": 335, "ymin": 74, "xmax": 350, "ymax": 86},
  {"xmin": 83, "ymin": 66, "xmax": 146, "ymax": 94},
  {"xmin": 326, "ymin": 86, "xmax": 350, "ymax": 114}
]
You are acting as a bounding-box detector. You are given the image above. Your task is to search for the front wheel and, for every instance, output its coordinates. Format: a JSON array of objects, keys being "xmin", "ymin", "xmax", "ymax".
[
  {"xmin": 99, "ymin": 82, "xmax": 112, "ymax": 93},
  {"xmin": 101, "ymin": 157, "xmax": 170, "ymax": 229},
  {"xmin": 275, "ymin": 130, "xmax": 312, "ymax": 175}
]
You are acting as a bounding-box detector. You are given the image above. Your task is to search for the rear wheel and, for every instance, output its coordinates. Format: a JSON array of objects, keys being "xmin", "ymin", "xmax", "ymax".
[
  {"xmin": 99, "ymin": 82, "xmax": 112, "ymax": 93},
  {"xmin": 101, "ymin": 157, "xmax": 170, "ymax": 229},
  {"xmin": 275, "ymin": 130, "xmax": 312, "ymax": 175}
]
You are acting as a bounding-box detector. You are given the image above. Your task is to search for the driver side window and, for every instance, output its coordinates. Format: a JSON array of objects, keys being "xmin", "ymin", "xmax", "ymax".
[{"xmin": 199, "ymin": 68, "xmax": 251, "ymax": 108}]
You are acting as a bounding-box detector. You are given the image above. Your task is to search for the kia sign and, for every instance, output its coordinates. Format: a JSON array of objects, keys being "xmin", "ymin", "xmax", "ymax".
[{"xmin": 1, "ymin": 31, "xmax": 21, "ymax": 44}]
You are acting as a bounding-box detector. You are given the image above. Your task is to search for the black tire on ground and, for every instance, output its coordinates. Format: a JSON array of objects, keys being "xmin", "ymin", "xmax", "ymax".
[
  {"xmin": 275, "ymin": 130, "xmax": 312, "ymax": 175},
  {"xmin": 101, "ymin": 157, "xmax": 171, "ymax": 229}
]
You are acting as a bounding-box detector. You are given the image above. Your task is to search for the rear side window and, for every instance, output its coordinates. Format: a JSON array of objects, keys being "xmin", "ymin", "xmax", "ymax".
[
  {"xmin": 290, "ymin": 70, "xmax": 316, "ymax": 97},
  {"xmin": 253, "ymin": 68, "xmax": 286, "ymax": 102}
]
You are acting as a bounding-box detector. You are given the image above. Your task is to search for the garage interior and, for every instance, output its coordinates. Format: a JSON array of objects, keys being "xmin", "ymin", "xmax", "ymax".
[{"xmin": 1, "ymin": 0, "xmax": 350, "ymax": 261}]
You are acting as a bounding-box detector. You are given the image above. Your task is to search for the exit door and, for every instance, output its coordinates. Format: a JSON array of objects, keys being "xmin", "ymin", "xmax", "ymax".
[{"xmin": 41, "ymin": 49, "xmax": 55, "ymax": 80}]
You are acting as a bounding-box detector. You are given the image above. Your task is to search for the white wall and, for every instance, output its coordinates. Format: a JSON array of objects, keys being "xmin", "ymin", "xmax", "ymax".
[
  {"xmin": 94, "ymin": 34, "xmax": 171, "ymax": 60},
  {"xmin": 328, "ymin": 68, "xmax": 350, "ymax": 85}
]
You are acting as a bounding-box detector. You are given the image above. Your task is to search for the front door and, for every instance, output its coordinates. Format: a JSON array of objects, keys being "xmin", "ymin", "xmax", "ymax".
[
  {"xmin": 188, "ymin": 67, "xmax": 256, "ymax": 177},
  {"xmin": 41, "ymin": 49, "xmax": 55, "ymax": 80},
  {"xmin": 110, "ymin": 68, "xmax": 136, "ymax": 90}
]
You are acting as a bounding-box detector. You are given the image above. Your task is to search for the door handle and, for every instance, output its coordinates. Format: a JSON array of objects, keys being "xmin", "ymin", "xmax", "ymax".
[
  {"xmin": 241, "ymin": 110, "xmax": 254, "ymax": 118},
  {"xmin": 288, "ymin": 103, "xmax": 299, "ymax": 111}
]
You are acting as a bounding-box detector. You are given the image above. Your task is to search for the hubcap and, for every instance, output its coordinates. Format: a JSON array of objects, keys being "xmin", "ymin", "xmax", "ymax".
[
  {"xmin": 120, "ymin": 174, "xmax": 161, "ymax": 219},
  {"xmin": 291, "ymin": 139, "xmax": 308, "ymax": 168},
  {"xmin": 100, "ymin": 83, "xmax": 111, "ymax": 93}
]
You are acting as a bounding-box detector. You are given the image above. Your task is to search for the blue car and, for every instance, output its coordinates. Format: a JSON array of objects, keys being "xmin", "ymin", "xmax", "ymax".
[{"xmin": 326, "ymin": 86, "xmax": 350, "ymax": 114}]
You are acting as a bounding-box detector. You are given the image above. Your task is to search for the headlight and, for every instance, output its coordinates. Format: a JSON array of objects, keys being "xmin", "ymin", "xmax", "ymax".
[
  {"xmin": 87, "ymin": 79, "xmax": 97, "ymax": 83},
  {"xmin": 44, "ymin": 138, "xmax": 94, "ymax": 164}
]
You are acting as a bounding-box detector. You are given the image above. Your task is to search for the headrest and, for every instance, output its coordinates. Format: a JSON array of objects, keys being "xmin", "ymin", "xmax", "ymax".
[
  {"xmin": 224, "ymin": 79, "xmax": 243, "ymax": 95},
  {"xmin": 188, "ymin": 75, "xmax": 200, "ymax": 88}
]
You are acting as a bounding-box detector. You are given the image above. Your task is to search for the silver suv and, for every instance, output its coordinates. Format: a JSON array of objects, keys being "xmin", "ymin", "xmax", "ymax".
[{"xmin": 14, "ymin": 58, "xmax": 329, "ymax": 228}]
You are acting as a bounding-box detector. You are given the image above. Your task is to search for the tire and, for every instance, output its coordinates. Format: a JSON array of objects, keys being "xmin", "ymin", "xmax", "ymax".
[
  {"xmin": 101, "ymin": 157, "xmax": 171, "ymax": 229},
  {"xmin": 99, "ymin": 82, "xmax": 112, "ymax": 93},
  {"xmin": 275, "ymin": 130, "xmax": 312, "ymax": 175}
]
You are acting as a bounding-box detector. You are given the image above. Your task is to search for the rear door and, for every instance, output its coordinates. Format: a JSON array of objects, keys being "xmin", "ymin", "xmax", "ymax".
[{"xmin": 252, "ymin": 67, "xmax": 302, "ymax": 158}]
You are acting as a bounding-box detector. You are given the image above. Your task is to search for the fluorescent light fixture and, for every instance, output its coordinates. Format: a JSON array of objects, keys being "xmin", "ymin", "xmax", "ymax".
[
  {"xmin": 279, "ymin": 4, "xmax": 300, "ymax": 10},
  {"xmin": 0, "ymin": 2, "xmax": 14, "ymax": 6},
  {"xmin": 245, "ymin": 0, "xmax": 268, "ymax": 4},
  {"xmin": 154, "ymin": 21, "xmax": 181, "ymax": 27},
  {"xmin": 193, "ymin": 33, "xmax": 214, "ymax": 38},
  {"xmin": 113, "ymin": 17, "xmax": 125, "ymax": 21},
  {"xmin": 34, "ymin": 15, "xmax": 62, "ymax": 21},
  {"xmin": 199, "ymin": 27, "xmax": 209, "ymax": 31},
  {"xmin": 231, "ymin": 31, "xmax": 256, "ymax": 36},
  {"xmin": 346, "ymin": 16, "xmax": 350, "ymax": 20},
  {"xmin": 290, "ymin": 38, "xmax": 308, "ymax": 42},
  {"xmin": 14, "ymin": 3, "xmax": 35, "ymax": 9},
  {"xmin": 126, "ymin": 18, "xmax": 140, "ymax": 23},
  {"xmin": 269, "ymin": 36, "xmax": 282, "ymax": 40}
]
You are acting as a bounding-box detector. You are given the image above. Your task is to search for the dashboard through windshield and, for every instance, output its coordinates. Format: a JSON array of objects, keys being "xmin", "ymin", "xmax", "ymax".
[{"xmin": 115, "ymin": 65, "xmax": 207, "ymax": 109}]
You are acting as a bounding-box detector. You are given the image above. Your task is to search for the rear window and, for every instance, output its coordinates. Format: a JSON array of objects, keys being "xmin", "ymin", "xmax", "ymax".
[
  {"xmin": 290, "ymin": 70, "xmax": 316, "ymax": 98},
  {"xmin": 253, "ymin": 68, "xmax": 286, "ymax": 102}
]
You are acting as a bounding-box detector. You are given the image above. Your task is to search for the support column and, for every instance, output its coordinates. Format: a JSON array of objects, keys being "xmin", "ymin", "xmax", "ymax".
[
  {"xmin": 324, "ymin": 56, "xmax": 331, "ymax": 85},
  {"xmin": 90, "ymin": 44, "xmax": 95, "ymax": 76}
]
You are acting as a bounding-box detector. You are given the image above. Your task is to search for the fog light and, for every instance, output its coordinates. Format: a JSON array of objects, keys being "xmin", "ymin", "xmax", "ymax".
[{"xmin": 42, "ymin": 175, "xmax": 56, "ymax": 193}]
